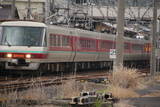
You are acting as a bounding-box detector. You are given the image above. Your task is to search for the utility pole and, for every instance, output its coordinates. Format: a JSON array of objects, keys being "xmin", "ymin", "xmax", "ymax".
[
  {"xmin": 11, "ymin": 0, "xmax": 16, "ymax": 19},
  {"xmin": 27, "ymin": 0, "xmax": 31, "ymax": 19},
  {"xmin": 114, "ymin": 0, "xmax": 125, "ymax": 71},
  {"xmin": 150, "ymin": 0, "xmax": 158, "ymax": 76}
]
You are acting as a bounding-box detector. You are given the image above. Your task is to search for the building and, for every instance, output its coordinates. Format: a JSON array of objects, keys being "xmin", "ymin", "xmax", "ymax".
[{"xmin": 0, "ymin": 0, "xmax": 45, "ymax": 21}]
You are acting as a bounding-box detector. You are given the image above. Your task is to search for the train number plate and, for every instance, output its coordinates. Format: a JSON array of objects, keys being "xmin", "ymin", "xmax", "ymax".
[
  {"xmin": 13, "ymin": 54, "xmax": 25, "ymax": 58},
  {"xmin": 109, "ymin": 49, "xmax": 116, "ymax": 59}
]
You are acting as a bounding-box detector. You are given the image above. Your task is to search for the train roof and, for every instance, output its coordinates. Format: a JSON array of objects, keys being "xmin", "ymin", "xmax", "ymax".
[
  {"xmin": 1, "ymin": 21, "xmax": 47, "ymax": 27},
  {"xmin": 48, "ymin": 25, "xmax": 149, "ymax": 42}
]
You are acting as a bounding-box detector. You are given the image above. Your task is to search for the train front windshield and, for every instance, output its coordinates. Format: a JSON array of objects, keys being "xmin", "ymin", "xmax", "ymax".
[{"xmin": 1, "ymin": 26, "xmax": 45, "ymax": 47}]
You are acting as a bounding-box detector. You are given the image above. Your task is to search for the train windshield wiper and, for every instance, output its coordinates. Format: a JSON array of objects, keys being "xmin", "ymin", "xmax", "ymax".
[
  {"xmin": 4, "ymin": 37, "xmax": 11, "ymax": 47},
  {"xmin": 4, "ymin": 36, "xmax": 12, "ymax": 47},
  {"xmin": 27, "ymin": 44, "xmax": 32, "ymax": 47}
]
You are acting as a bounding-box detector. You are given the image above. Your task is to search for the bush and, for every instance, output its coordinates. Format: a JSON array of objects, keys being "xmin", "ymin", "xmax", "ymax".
[
  {"xmin": 112, "ymin": 67, "xmax": 141, "ymax": 89},
  {"xmin": 110, "ymin": 66, "xmax": 142, "ymax": 98}
]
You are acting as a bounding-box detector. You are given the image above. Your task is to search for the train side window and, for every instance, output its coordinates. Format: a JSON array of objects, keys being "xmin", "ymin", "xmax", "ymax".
[
  {"xmin": 53, "ymin": 35, "xmax": 56, "ymax": 46},
  {"xmin": 124, "ymin": 43, "xmax": 129, "ymax": 50},
  {"xmin": 90, "ymin": 40, "xmax": 96, "ymax": 49},
  {"xmin": 132, "ymin": 44, "xmax": 143, "ymax": 50},
  {"xmin": 57, "ymin": 35, "xmax": 60, "ymax": 46},
  {"xmin": 79, "ymin": 38, "xmax": 96, "ymax": 49},
  {"xmin": 101, "ymin": 41, "xmax": 107, "ymax": 49},
  {"xmin": 62, "ymin": 36, "xmax": 70, "ymax": 47},
  {"xmin": 50, "ymin": 34, "xmax": 71, "ymax": 47},
  {"xmin": 100, "ymin": 41, "xmax": 113, "ymax": 49},
  {"xmin": 50, "ymin": 34, "xmax": 56, "ymax": 46},
  {"xmin": 87, "ymin": 40, "xmax": 89, "ymax": 48},
  {"xmin": 50, "ymin": 35, "xmax": 53, "ymax": 46},
  {"xmin": 55, "ymin": 35, "xmax": 59, "ymax": 46},
  {"xmin": 80, "ymin": 39, "xmax": 85, "ymax": 48}
]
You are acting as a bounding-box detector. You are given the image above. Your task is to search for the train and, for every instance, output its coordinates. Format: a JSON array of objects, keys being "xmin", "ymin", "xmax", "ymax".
[{"xmin": 0, "ymin": 21, "xmax": 150, "ymax": 71}]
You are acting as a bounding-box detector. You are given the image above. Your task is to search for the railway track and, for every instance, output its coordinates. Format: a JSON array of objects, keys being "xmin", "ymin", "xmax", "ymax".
[
  {"xmin": 0, "ymin": 72, "xmax": 110, "ymax": 93},
  {"xmin": 0, "ymin": 78, "xmax": 62, "ymax": 93},
  {"xmin": 0, "ymin": 68, "xmax": 149, "ymax": 93}
]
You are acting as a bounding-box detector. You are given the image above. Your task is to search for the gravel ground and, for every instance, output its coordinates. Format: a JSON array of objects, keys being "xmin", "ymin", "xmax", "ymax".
[{"xmin": 123, "ymin": 82, "xmax": 160, "ymax": 107}]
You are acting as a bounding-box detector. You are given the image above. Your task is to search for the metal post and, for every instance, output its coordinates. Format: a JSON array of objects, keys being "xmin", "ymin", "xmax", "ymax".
[
  {"xmin": 27, "ymin": 0, "xmax": 31, "ymax": 19},
  {"xmin": 138, "ymin": 1, "xmax": 141, "ymax": 21},
  {"xmin": 157, "ymin": 15, "xmax": 160, "ymax": 72},
  {"xmin": 106, "ymin": 5, "xmax": 109, "ymax": 19},
  {"xmin": 150, "ymin": 0, "xmax": 157, "ymax": 76},
  {"xmin": 11, "ymin": 0, "xmax": 16, "ymax": 19},
  {"xmin": 67, "ymin": 0, "xmax": 70, "ymax": 26},
  {"xmin": 114, "ymin": 0, "xmax": 125, "ymax": 71},
  {"xmin": 159, "ymin": 21, "xmax": 160, "ymax": 37},
  {"xmin": 45, "ymin": 0, "xmax": 49, "ymax": 24}
]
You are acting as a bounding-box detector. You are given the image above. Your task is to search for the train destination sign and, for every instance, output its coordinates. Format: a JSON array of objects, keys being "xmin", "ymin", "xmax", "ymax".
[{"xmin": 109, "ymin": 49, "xmax": 116, "ymax": 59}]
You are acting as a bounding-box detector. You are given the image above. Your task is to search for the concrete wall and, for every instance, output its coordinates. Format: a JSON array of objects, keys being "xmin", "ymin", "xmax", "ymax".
[
  {"xmin": 0, "ymin": 0, "xmax": 45, "ymax": 21},
  {"xmin": 87, "ymin": 6, "xmax": 160, "ymax": 19}
]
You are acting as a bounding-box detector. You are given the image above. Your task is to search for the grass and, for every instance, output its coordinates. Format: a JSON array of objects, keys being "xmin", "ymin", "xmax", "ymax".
[
  {"xmin": 110, "ymin": 86, "xmax": 139, "ymax": 99},
  {"xmin": 0, "ymin": 78, "xmax": 49, "ymax": 106},
  {"xmin": 154, "ymin": 74, "xmax": 160, "ymax": 82},
  {"xmin": 3, "ymin": 66, "xmax": 159, "ymax": 106},
  {"xmin": 20, "ymin": 86, "xmax": 47, "ymax": 101},
  {"xmin": 94, "ymin": 99, "xmax": 103, "ymax": 107},
  {"xmin": 60, "ymin": 79, "xmax": 80, "ymax": 98},
  {"xmin": 109, "ymin": 66, "xmax": 144, "ymax": 99},
  {"xmin": 0, "ymin": 75, "xmax": 104, "ymax": 106}
]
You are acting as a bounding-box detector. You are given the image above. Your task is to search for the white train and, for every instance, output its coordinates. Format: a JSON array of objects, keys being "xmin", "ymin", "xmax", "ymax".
[{"xmin": 0, "ymin": 21, "xmax": 150, "ymax": 71}]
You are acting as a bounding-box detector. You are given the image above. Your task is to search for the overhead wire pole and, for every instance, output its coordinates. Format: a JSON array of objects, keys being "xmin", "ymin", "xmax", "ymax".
[
  {"xmin": 150, "ymin": 0, "xmax": 158, "ymax": 77},
  {"xmin": 27, "ymin": 0, "xmax": 31, "ymax": 20},
  {"xmin": 67, "ymin": 0, "xmax": 70, "ymax": 26},
  {"xmin": 11, "ymin": 0, "xmax": 16, "ymax": 19},
  {"xmin": 113, "ymin": 0, "xmax": 125, "ymax": 71},
  {"xmin": 45, "ymin": 0, "xmax": 49, "ymax": 24},
  {"xmin": 159, "ymin": 15, "xmax": 160, "ymax": 36}
]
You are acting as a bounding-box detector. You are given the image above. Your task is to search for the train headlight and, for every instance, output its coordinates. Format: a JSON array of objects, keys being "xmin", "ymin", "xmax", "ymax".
[
  {"xmin": 26, "ymin": 54, "xmax": 31, "ymax": 59},
  {"xmin": 6, "ymin": 53, "xmax": 12, "ymax": 58}
]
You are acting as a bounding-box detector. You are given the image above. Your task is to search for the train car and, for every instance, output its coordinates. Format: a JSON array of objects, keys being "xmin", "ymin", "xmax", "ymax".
[
  {"xmin": 0, "ymin": 21, "xmax": 47, "ymax": 70},
  {"xmin": 0, "ymin": 21, "xmax": 150, "ymax": 71}
]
